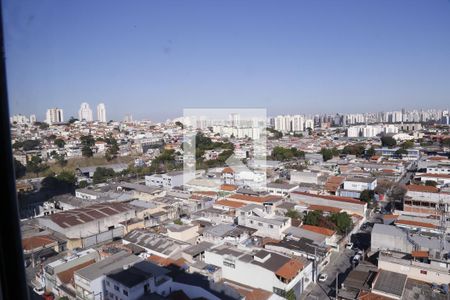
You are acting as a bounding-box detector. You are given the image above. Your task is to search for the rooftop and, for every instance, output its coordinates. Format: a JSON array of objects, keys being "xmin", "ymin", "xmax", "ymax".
[
  {"xmin": 75, "ymin": 251, "xmax": 142, "ymax": 281},
  {"xmin": 48, "ymin": 202, "xmax": 133, "ymax": 228},
  {"xmin": 291, "ymin": 191, "xmax": 366, "ymax": 205},
  {"xmin": 372, "ymin": 270, "xmax": 407, "ymax": 299}
]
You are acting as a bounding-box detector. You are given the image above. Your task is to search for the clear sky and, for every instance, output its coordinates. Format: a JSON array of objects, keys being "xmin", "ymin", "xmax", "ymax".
[{"xmin": 2, "ymin": 0, "xmax": 450, "ymax": 121}]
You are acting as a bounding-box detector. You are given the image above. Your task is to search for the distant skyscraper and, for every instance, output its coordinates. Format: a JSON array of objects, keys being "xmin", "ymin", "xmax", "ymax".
[
  {"xmin": 45, "ymin": 108, "xmax": 64, "ymax": 124},
  {"xmin": 29, "ymin": 114, "xmax": 36, "ymax": 124},
  {"xmin": 97, "ymin": 103, "xmax": 107, "ymax": 122},
  {"xmin": 78, "ymin": 102, "xmax": 93, "ymax": 121}
]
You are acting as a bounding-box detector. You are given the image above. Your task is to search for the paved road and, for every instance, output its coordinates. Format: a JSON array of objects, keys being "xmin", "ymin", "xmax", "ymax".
[{"xmin": 300, "ymin": 248, "xmax": 356, "ymax": 300}]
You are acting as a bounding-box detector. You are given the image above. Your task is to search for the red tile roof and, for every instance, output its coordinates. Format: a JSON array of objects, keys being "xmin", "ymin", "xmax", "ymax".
[
  {"xmin": 215, "ymin": 199, "xmax": 246, "ymax": 208},
  {"xmin": 228, "ymin": 193, "xmax": 282, "ymax": 204},
  {"xmin": 420, "ymin": 173, "xmax": 450, "ymax": 179},
  {"xmin": 148, "ymin": 255, "xmax": 186, "ymax": 267},
  {"xmin": 411, "ymin": 250, "xmax": 429, "ymax": 258},
  {"xmin": 22, "ymin": 235, "xmax": 56, "ymax": 251},
  {"xmin": 406, "ymin": 185, "xmax": 439, "ymax": 193},
  {"xmin": 292, "ymin": 191, "xmax": 366, "ymax": 205},
  {"xmin": 222, "ymin": 167, "xmax": 234, "ymax": 174},
  {"xmin": 220, "ymin": 184, "xmax": 238, "ymax": 191},
  {"xmin": 396, "ymin": 219, "xmax": 437, "ymax": 229},
  {"xmin": 57, "ymin": 259, "xmax": 96, "ymax": 285},
  {"xmin": 301, "ymin": 224, "xmax": 336, "ymax": 237},
  {"xmin": 275, "ymin": 259, "xmax": 303, "ymax": 280},
  {"xmin": 308, "ymin": 205, "xmax": 342, "ymax": 214}
]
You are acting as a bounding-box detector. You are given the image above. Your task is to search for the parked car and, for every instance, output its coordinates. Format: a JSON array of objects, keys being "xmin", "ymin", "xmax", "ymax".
[
  {"xmin": 33, "ymin": 286, "xmax": 45, "ymax": 296},
  {"xmin": 432, "ymin": 283, "xmax": 449, "ymax": 295},
  {"xmin": 346, "ymin": 242, "xmax": 354, "ymax": 250},
  {"xmin": 352, "ymin": 254, "xmax": 361, "ymax": 264},
  {"xmin": 318, "ymin": 273, "xmax": 328, "ymax": 282}
]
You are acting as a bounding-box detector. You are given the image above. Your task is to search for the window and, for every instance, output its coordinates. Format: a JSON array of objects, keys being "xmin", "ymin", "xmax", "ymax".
[
  {"xmin": 269, "ymin": 225, "xmax": 274, "ymax": 229},
  {"xmin": 258, "ymin": 222, "xmax": 263, "ymax": 227},
  {"xmin": 106, "ymin": 281, "xmax": 110, "ymax": 286},
  {"xmin": 114, "ymin": 285, "xmax": 120, "ymax": 291},
  {"xmin": 123, "ymin": 289, "xmax": 128, "ymax": 296},
  {"xmin": 420, "ymin": 270, "xmax": 427, "ymax": 275}
]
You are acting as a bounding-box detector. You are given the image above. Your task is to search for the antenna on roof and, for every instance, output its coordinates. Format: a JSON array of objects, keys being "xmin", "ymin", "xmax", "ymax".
[{"xmin": 438, "ymin": 193, "xmax": 447, "ymax": 259}]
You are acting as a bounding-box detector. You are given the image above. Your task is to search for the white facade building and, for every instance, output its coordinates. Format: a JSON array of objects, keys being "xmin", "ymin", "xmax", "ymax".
[
  {"xmin": 79, "ymin": 102, "xmax": 93, "ymax": 122},
  {"xmin": 45, "ymin": 108, "xmax": 64, "ymax": 124},
  {"xmin": 204, "ymin": 245, "xmax": 312, "ymax": 298},
  {"xmin": 97, "ymin": 102, "xmax": 107, "ymax": 122}
]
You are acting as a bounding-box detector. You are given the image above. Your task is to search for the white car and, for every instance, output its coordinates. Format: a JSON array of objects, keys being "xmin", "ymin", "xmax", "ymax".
[
  {"xmin": 318, "ymin": 273, "xmax": 328, "ymax": 282},
  {"xmin": 346, "ymin": 242, "xmax": 354, "ymax": 249},
  {"xmin": 353, "ymin": 254, "xmax": 362, "ymax": 263},
  {"xmin": 33, "ymin": 286, "xmax": 45, "ymax": 296}
]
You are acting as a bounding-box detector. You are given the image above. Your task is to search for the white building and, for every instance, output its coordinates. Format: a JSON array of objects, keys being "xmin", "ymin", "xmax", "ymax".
[
  {"xmin": 204, "ymin": 244, "xmax": 313, "ymax": 298},
  {"xmin": 74, "ymin": 251, "xmax": 142, "ymax": 300},
  {"xmin": 97, "ymin": 102, "xmax": 107, "ymax": 122},
  {"xmin": 236, "ymin": 204, "xmax": 291, "ymax": 239},
  {"xmin": 346, "ymin": 125, "xmax": 399, "ymax": 138},
  {"xmin": 79, "ymin": 102, "xmax": 93, "ymax": 122},
  {"xmin": 145, "ymin": 171, "xmax": 184, "ymax": 189},
  {"xmin": 45, "ymin": 108, "xmax": 64, "ymax": 124}
]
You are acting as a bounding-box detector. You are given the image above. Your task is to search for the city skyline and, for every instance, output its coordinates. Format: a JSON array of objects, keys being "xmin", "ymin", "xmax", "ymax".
[{"xmin": 3, "ymin": 0, "xmax": 450, "ymax": 121}]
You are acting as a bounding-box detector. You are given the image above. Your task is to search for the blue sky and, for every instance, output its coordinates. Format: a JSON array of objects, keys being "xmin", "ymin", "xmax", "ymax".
[{"xmin": 3, "ymin": 0, "xmax": 450, "ymax": 121}]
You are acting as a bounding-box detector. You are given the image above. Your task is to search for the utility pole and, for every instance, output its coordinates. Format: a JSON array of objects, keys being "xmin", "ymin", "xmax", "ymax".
[{"xmin": 335, "ymin": 272, "xmax": 339, "ymax": 300}]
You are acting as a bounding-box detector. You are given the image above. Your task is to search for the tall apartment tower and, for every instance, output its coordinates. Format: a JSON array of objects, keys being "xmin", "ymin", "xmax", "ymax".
[
  {"xmin": 78, "ymin": 102, "xmax": 93, "ymax": 122},
  {"xmin": 97, "ymin": 103, "xmax": 107, "ymax": 122},
  {"xmin": 45, "ymin": 108, "xmax": 64, "ymax": 124}
]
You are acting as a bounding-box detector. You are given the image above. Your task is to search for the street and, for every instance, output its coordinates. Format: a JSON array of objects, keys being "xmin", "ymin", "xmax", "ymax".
[{"xmin": 301, "ymin": 248, "xmax": 356, "ymax": 300}]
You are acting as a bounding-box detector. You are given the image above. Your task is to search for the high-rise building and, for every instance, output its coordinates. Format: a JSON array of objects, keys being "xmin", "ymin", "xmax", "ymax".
[
  {"xmin": 45, "ymin": 108, "xmax": 64, "ymax": 124},
  {"xmin": 97, "ymin": 103, "xmax": 107, "ymax": 122},
  {"xmin": 78, "ymin": 102, "xmax": 93, "ymax": 122}
]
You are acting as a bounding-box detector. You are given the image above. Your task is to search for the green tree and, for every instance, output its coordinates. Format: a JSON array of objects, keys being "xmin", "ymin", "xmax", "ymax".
[
  {"xmin": 82, "ymin": 145, "xmax": 93, "ymax": 157},
  {"xmin": 12, "ymin": 141, "xmax": 23, "ymax": 149},
  {"xmin": 175, "ymin": 121, "xmax": 184, "ymax": 129},
  {"xmin": 54, "ymin": 138, "xmax": 65, "ymax": 148},
  {"xmin": 266, "ymin": 127, "xmax": 283, "ymax": 139},
  {"xmin": 400, "ymin": 140, "xmax": 414, "ymax": 149},
  {"xmin": 442, "ymin": 138, "xmax": 450, "ymax": 147},
  {"xmin": 341, "ymin": 144, "xmax": 366, "ymax": 156},
  {"xmin": 394, "ymin": 148, "xmax": 408, "ymax": 158},
  {"xmin": 328, "ymin": 212, "xmax": 352, "ymax": 234},
  {"xmin": 320, "ymin": 147, "xmax": 339, "ymax": 162},
  {"xmin": 381, "ymin": 136, "xmax": 396, "ymax": 147},
  {"xmin": 366, "ymin": 147, "xmax": 376, "ymax": 157},
  {"xmin": 78, "ymin": 180, "xmax": 89, "ymax": 188},
  {"xmin": 359, "ymin": 189, "xmax": 374, "ymax": 203},
  {"xmin": 271, "ymin": 146, "xmax": 305, "ymax": 161},
  {"xmin": 39, "ymin": 122, "xmax": 49, "ymax": 130},
  {"xmin": 285, "ymin": 209, "xmax": 301, "ymax": 220},
  {"xmin": 54, "ymin": 153, "xmax": 68, "ymax": 167},
  {"xmin": 105, "ymin": 137, "xmax": 120, "ymax": 160},
  {"xmin": 80, "ymin": 135, "xmax": 95, "ymax": 147},
  {"xmin": 425, "ymin": 180, "xmax": 437, "ymax": 187},
  {"xmin": 26, "ymin": 156, "xmax": 48, "ymax": 176},
  {"xmin": 303, "ymin": 211, "xmax": 322, "ymax": 226},
  {"xmin": 93, "ymin": 167, "xmax": 116, "ymax": 184},
  {"xmin": 285, "ymin": 289, "xmax": 296, "ymax": 300},
  {"xmin": 57, "ymin": 171, "xmax": 76, "ymax": 186},
  {"xmin": 22, "ymin": 139, "xmax": 41, "ymax": 151},
  {"xmin": 14, "ymin": 158, "xmax": 26, "ymax": 178},
  {"xmin": 68, "ymin": 117, "xmax": 78, "ymax": 124}
]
